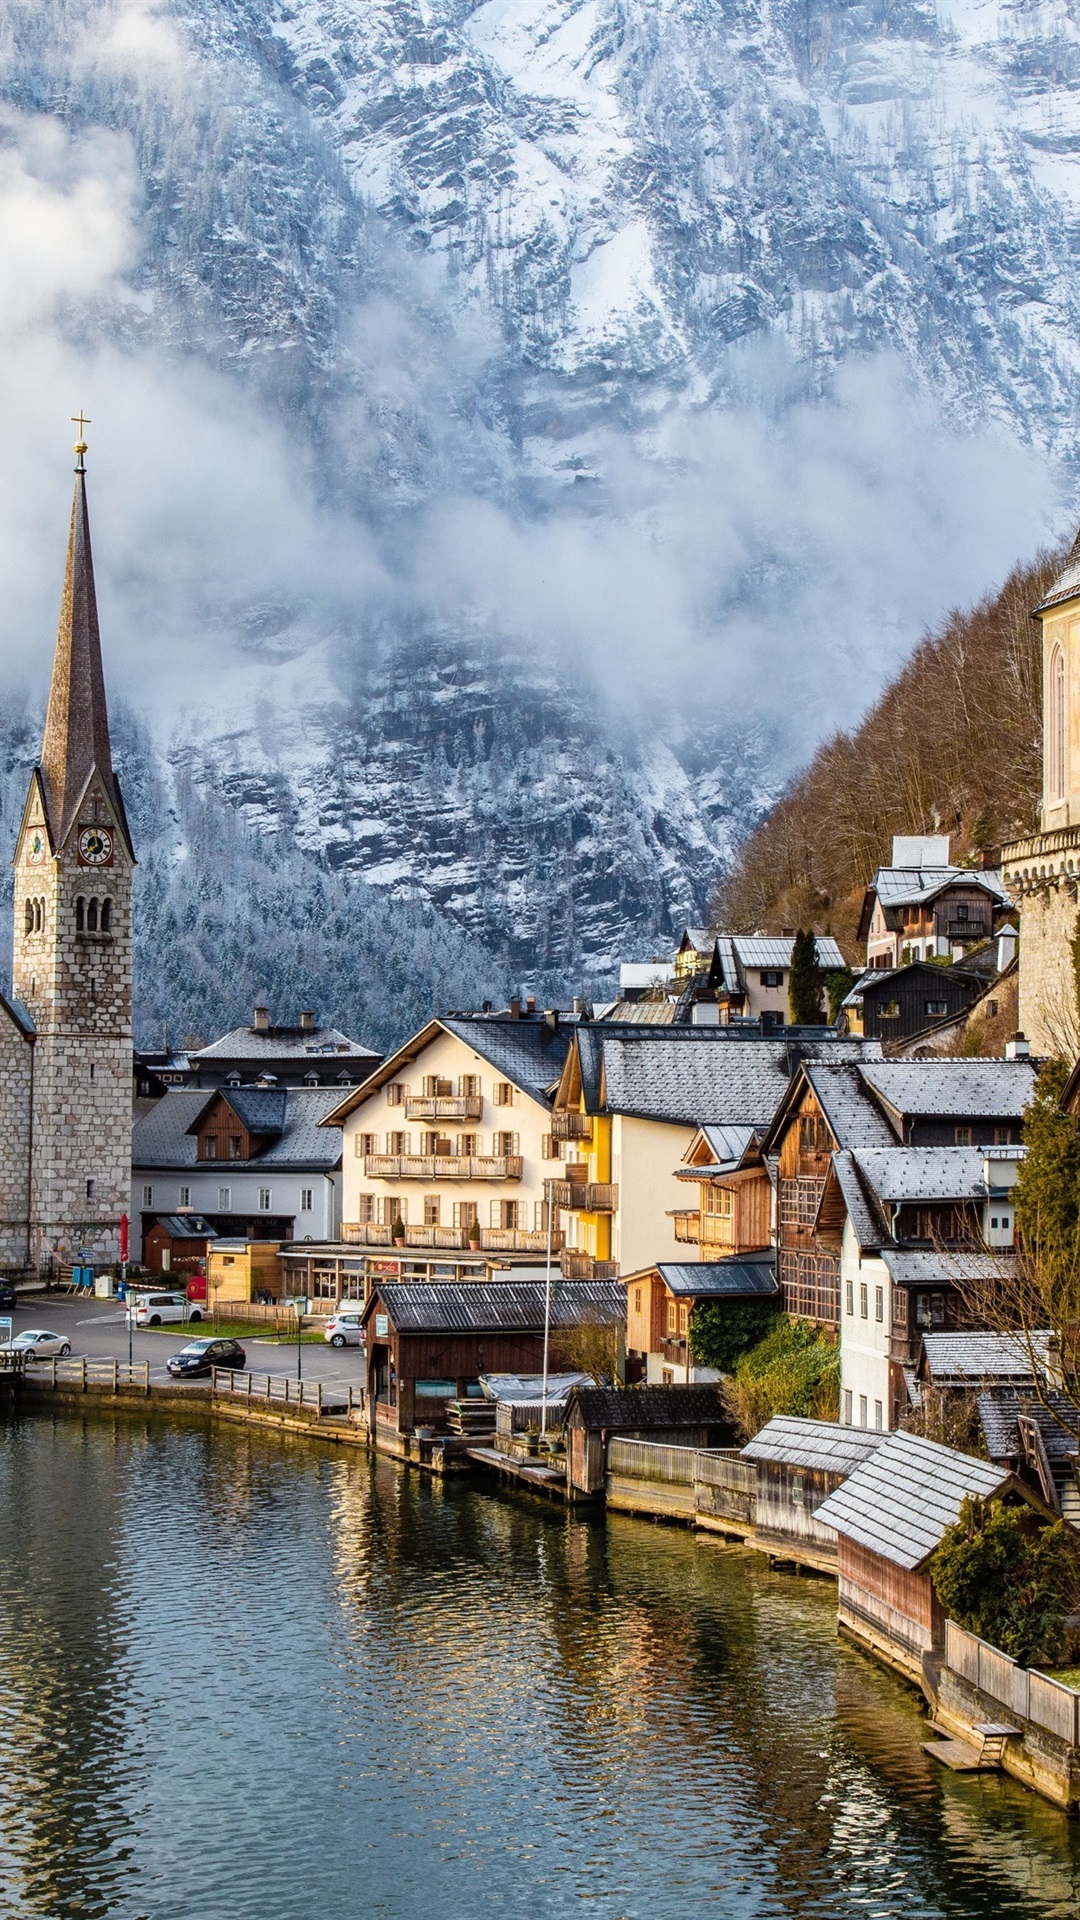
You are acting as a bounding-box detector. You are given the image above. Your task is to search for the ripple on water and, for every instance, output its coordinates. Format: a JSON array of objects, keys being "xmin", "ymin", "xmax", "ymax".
[{"xmin": 0, "ymin": 1414, "xmax": 1077, "ymax": 1920}]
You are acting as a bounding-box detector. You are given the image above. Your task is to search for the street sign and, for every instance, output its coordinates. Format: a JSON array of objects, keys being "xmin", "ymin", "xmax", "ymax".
[
  {"xmin": 0, "ymin": 1316, "xmax": 11, "ymax": 1347},
  {"xmin": 375, "ymin": 1314, "xmax": 388, "ymax": 1338}
]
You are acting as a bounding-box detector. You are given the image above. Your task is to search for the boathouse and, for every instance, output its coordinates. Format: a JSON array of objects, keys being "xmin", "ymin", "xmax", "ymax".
[
  {"xmin": 815, "ymin": 1429, "xmax": 1045, "ymax": 1683},
  {"xmin": 739, "ymin": 1417, "xmax": 887, "ymax": 1572},
  {"xmin": 564, "ymin": 1384, "xmax": 729, "ymax": 1495}
]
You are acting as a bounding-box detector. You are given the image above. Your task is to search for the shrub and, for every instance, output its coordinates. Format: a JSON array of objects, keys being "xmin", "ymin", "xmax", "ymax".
[
  {"xmin": 721, "ymin": 1316, "xmax": 840, "ymax": 1441},
  {"xmin": 1013, "ymin": 1058, "xmax": 1080, "ymax": 1258},
  {"xmin": 689, "ymin": 1297, "xmax": 779, "ymax": 1374},
  {"xmin": 930, "ymin": 1496, "xmax": 1080, "ymax": 1668}
]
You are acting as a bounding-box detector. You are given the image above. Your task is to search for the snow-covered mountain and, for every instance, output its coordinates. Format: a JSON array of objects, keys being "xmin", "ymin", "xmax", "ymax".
[{"xmin": 0, "ymin": 0, "xmax": 1077, "ymax": 1031}]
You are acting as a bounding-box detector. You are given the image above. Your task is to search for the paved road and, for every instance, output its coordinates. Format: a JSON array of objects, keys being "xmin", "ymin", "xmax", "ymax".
[{"xmin": 7, "ymin": 1294, "xmax": 365, "ymax": 1389}]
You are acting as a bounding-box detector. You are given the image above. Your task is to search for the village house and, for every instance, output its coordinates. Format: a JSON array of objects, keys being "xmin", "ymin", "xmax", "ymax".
[
  {"xmin": 131, "ymin": 1085, "xmax": 346, "ymax": 1260},
  {"xmin": 622, "ymin": 1252, "xmax": 778, "ymax": 1384},
  {"xmin": 321, "ymin": 1009, "xmax": 574, "ymax": 1264},
  {"xmin": 654, "ymin": 927, "xmax": 847, "ymax": 1027},
  {"xmin": 551, "ymin": 1027, "xmax": 880, "ymax": 1279},
  {"xmin": 859, "ymin": 835, "xmax": 1012, "ymax": 972},
  {"xmin": 566, "ymin": 1384, "xmax": 731, "ymax": 1498},
  {"xmin": 1001, "ymin": 547, "xmax": 1080, "ymax": 1054},
  {"xmin": 815, "ymin": 1429, "xmax": 1048, "ymax": 1684},
  {"xmin": 360, "ymin": 1276, "xmax": 623, "ymax": 1452},
  {"xmin": 185, "ymin": 1006, "xmax": 381, "ymax": 1089},
  {"xmin": 671, "ymin": 1123, "xmax": 773, "ymax": 1256},
  {"xmin": 206, "ymin": 1238, "xmax": 287, "ymax": 1306}
]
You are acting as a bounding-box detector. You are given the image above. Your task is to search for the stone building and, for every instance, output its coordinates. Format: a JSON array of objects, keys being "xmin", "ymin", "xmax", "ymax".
[
  {"xmin": 1001, "ymin": 546, "xmax": 1080, "ymax": 1053},
  {"xmin": 3, "ymin": 440, "xmax": 135, "ymax": 1270}
]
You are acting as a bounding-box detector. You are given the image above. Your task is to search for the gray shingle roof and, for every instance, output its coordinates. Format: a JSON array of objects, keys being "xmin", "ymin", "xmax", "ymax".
[
  {"xmin": 365, "ymin": 1279, "xmax": 624, "ymax": 1334},
  {"xmin": 741, "ymin": 1416, "xmax": 887, "ymax": 1475},
  {"xmin": 918, "ymin": 1330, "xmax": 1052, "ymax": 1383},
  {"xmin": 566, "ymin": 1384, "xmax": 727, "ymax": 1430},
  {"xmin": 655, "ymin": 1256, "xmax": 778, "ymax": 1298},
  {"xmin": 190, "ymin": 1024, "xmax": 379, "ymax": 1063},
  {"xmin": 578, "ymin": 1032, "xmax": 881, "ymax": 1126},
  {"xmin": 830, "ymin": 1151, "xmax": 889, "ymax": 1251},
  {"xmin": 977, "ymin": 1387, "xmax": 1080, "ymax": 1463},
  {"xmin": 1034, "ymin": 550, "xmax": 1080, "ymax": 615},
  {"xmin": 804, "ymin": 1064, "xmax": 899, "ymax": 1150},
  {"xmin": 206, "ymin": 1088, "xmax": 288, "ymax": 1137},
  {"xmin": 133, "ymin": 1088, "xmax": 345, "ymax": 1172},
  {"xmin": 814, "ymin": 1429, "xmax": 1010, "ymax": 1569},
  {"xmin": 880, "ymin": 1249, "xmax": 1018, "ymax": 1289},
  {"xmin": 442, "ymin": 1015, "xmax": 574, "ymax": 1105},
  {"xmin": 859, "ymin": 1060, "xmax": 1037, "ymax": 1121},
  {"xmin": 869, "ymin": 867, "xmax": 1011, "ymax": 909},
  {"xmin": 851, "ymin": 1146, "xmax": 994, "ymax": 1203},
  {"xmin": 695, "ymin": 1124, "xmax": 759, "ymax": 1167}
]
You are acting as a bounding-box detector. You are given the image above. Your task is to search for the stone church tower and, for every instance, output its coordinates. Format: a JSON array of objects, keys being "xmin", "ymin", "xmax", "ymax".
[{"xmin": 10, "ymin": 437, "xmax": 135, "ymax": 1268}]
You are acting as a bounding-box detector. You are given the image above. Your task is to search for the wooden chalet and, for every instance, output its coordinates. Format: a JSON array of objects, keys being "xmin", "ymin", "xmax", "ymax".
[
  {"xmin": 360, "ymin": 1278, "xmax": 623, "ymax": 1454},
  {"xmin": 840, "ymin": 961, "xmax": 990, "ymax": 1044},
  {"xmin": 622, "ymin": 1252, "xmax": 778, "ymax": 1384},
  {"xmin": 671, "ymin": 1123, "xmax": 772, "ymax": 1257},
  {"xmin": 739, "ymin": 1416, "xmax": 886, "ymax": 1573},
  {"xmin": 564, "ymin": 1384, "xmax": 730, "ymax": 1495},
  {"xmin": 815, "ymin": 1429, "xmax": 1050, "ymax": 1683}
]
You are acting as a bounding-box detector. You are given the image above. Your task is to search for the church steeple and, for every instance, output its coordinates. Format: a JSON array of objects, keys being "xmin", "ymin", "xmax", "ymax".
[{"xmin": 38, "ymin": 427, "xmax": 128, "ymax": 855}]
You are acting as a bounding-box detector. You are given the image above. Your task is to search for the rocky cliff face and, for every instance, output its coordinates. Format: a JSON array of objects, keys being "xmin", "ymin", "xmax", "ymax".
[{"xmin": 1, "ymin": 0, "xmax": 1077, "ymax": 1028}]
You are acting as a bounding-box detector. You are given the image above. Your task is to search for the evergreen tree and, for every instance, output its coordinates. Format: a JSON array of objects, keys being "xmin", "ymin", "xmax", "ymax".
[
  {"xmin": 1013, "ymin": 1058, "xmax": 1080, "ymax": 1257},
  {"xmin": 788, "ymin": 929, "xmax": 823, "ymax": 1026}
]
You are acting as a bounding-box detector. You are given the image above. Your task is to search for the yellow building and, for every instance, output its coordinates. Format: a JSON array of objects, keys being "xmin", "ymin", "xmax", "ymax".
[
  {"xmin": 1001, "ymin": 550, "xmax": 1080, "ymax": 1053},
  {"xmin": 206, "ymin": 1239, "xmax": 284, "ymax": 1305}
]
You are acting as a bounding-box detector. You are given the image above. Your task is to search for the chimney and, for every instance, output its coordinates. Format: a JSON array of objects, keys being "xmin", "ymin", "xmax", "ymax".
[
  {"xmin": 1005, "ymin": 1032, "xmax": 1031, "ymax": 1060},
  {"xmin": 300, "ymin": 1010, "xmax": 316, "ymax": 1032},
  {"xmin": 526, "ymin": 995, "xmax": 536, "ymax": 1014},
  {"xmin": 544, "ymin": 1009, "xmax": 560, "ymax": 1033},
  {"xmin": 509, "ymin": 996, "xmax": 522, "ymax": 1020},
  {"xmin": 253, "ymin": 1005, "xmax": 270, "ymax": 1032}
]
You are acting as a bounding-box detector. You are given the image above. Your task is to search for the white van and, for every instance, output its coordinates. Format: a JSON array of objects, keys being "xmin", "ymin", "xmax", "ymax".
[
  {"xmin": 129, "ymin": 1290, "xmax": 204, "ymax": 1328},
  {"xmin": 324, "ymin": 1308, "xmax": 365, "ymax": 1348}
]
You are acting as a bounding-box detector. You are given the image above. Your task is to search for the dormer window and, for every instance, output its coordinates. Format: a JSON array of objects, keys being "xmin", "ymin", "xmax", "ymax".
[
  {"xmin": 228, "ymin": 1135, "xmax": 243, "ymax": 1159},
  {"xmin": 202, "ymin": 1136, "xmax": 217, "ymax": 1159}
]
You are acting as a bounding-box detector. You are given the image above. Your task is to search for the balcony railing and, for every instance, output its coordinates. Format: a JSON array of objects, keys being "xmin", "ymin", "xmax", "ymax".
[
  {"xmin": 559, "ymin": 1252, "xmax": 620, "ymax": 1280},
  {"xmin": 404, "ymin": 1094, "xmax": 483, "ymax": 1120},
  {"xmin": 364, "ymin": 1154, "xmax": 523, "ymax": 1181},
  {"xmin": 342, "ymin": 1222, "xmax": 564, "ymax": 1253},
  {"xmin": 672, "ymin": 1211, "xmax": 701, "ymax": 1243},
  {"xmin": 943, "ymin": 920, "xmax": 988, "ymax": 940},
  {"xmin": 551, "ymin": 1111, "xmax": 593, "ymax": 1141},
  {"xmin": 699, "ymin": 1214, "xmax": 736, "ymax": 1249},
  {"xmin": 550, "ymin": 1180, "xmax": 618, "ymax": 1213},
  {"xmin": 661, "ymin": 1335, "xmax": 689, "ymax": 1364}
]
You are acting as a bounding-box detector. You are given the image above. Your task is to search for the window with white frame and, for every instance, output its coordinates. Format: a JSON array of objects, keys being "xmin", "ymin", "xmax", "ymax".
[
  {"xmin": 300, "ymin": 1189, "xmax": 313, "ymax": 1212},
  {"xmin": 388, "ymin": 1131, "xmax": 410, "ymax": 1155},
  {"xmin": 178, "ymin": 1185, "xmax": 190, "ymax": 1208},
  {"xmin": 489, "ymin": 1199, "xmax": 519, "ymax": 1229},
  {"xmin": 493, "ymin": 1131, "xmax": 519, "ymax": 1156},
  {"xmin": 453, "ymin": 1201, "xmax": 478, "ymax": 1230},
  {"xmin": 258, "ymin": 1188, "xmax": 272, "ymax": 1211},
  {"xmin": 493, "ymin": 1080, "xmax": 514, "ymax": 1107},
  {"xmin": 356, "ymin": 1194, "xmax": 375, "ymax": 1224},
  {"xmin": 217, "ymin": 1187, "xmax": 232, "ymax": 1210},
  {"xmin": 142, "ymin": 1184, "xmax": 153, "ymax": 1208}
]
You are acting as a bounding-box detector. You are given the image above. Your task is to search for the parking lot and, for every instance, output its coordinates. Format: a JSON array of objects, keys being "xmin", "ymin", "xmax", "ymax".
[{"xmin": 6, "ymin": 1293, "xmax": 365, "ymax": 1388}]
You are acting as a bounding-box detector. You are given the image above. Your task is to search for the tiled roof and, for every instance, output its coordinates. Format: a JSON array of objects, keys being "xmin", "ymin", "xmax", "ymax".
[
  {"xmin": 977, "ymin": 1388, "xmax": 1080, "ymax": 1462},
  {"xmin": 599, "ymin": 999, "xmax": 676, "ymax": 1024},
  {"xmin": 741, "ymin": 1416, "xmax": 886, "ymax": 1475},
  {"xmin": 880, "ymin": 1249, "xmax": 1018, "ymax": 1289},
  {"xmin": 442, "ymin": 1015, "xmax": 574, "ymax": 1105},
  {"xmin": 918, "ymin": 1330, "xmax": 1052, "ymax": 1383},
  {"xmin": 152, "ymin": 1215, "xmax": 217, "ymax": 1239},
  {"xmin": 578, "ymin": 1032, "xmax": 881, "ymax": 1126},
  {"xmin": 655, "ymin": 1256, "xmax": 778, "ymax": 1298},
  {"xmin": 830, "ymin": 1151, "xmax": 888, "ymax": 1251},
  {"xmin": 133, "ymin": 1088, "xmax": 345, "ymax": 1171},
  {"xmin": 365, "ymin": 1279, "xmax": 624, "ymax": 1334},
  {"xmin": 814, "ymin": 1429, "xmax": 1010, "ymax": 1569},
  {"xmin": 689, "ymin": 1123, "xmax": 759, "ymax": 1170},
  {"xmin": 804, "ymin": 1064, "xmax": 898, "ymax": 1149},
  {"xmin": 218, "ymin": 1089, "xmax": 288, "ymax": 1136},
  {"xmin": 190, "ymin": 1024, "xmax": 379, "ymax": 1063},
  {"xmin": 858, "ymin": 1060, "xmax": 1037, "ymax": 1120},
  {"xmin": 1034, "ymin": 550, "xmax": 1080, "ymax": 614},
  {"xmin": 851, "ymin": 1145, "xmax": 995, "ymax": 1203},
  {"xmin": 566, "ymin": 1384, "xmax": 727, "ymax": 1429}
]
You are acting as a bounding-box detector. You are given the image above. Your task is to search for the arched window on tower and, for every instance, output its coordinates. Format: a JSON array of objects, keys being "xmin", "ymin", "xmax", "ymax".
[
  {"xmin": 33, "ymin": 899, "xmax": 43, "ymax": 933},
  {"xmin": 24, "ymin": 900, "xmax": 33, "ymax": 935},
  {"xmin": 75, "ymin": 897, "xmax": 85, "ymax": 932},
  {"xmin": 1049, "ymin": 644, "xmax": 1067, "ymax": 802},
  {"xmin": 100, "ymin": 897, "xmax": 112, "ymax": 933},
  {"xmin": 87, "ymin": 898, "xmax": 98, "ymax": 933}
]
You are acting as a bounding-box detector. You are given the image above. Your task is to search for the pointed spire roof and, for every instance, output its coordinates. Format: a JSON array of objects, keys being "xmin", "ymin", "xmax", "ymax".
[{"xmin": 38, "ymin": 458, "xmax": 130, "ymax": 856}]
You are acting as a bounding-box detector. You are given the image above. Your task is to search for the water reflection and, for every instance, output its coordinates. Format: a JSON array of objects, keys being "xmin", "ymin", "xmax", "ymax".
[{"xmin": 0, "ymin": 1413, "xmax": 1077, "ymax": 1920}]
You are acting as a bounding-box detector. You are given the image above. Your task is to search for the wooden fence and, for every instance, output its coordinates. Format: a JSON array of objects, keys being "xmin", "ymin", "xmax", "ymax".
[
  {"xmin": 945, "ymin": 1620, "xmax": 1080, "ymax": 1745},
  {"xmin": 607, "ymin": 1438, "xmax": 697, "ymax": 1485},
  {"xmin": 24, "ymin": 1357, "xmax": 151, "ymax": 1393},
  {"xmin": 211, "ymin": 1368, "xmax": 363, "ymax": 1418}
]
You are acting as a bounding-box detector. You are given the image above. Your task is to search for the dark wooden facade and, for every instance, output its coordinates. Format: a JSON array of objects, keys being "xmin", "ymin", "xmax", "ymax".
[
  {"xmin": 775, "ymin": 1084, "xmax": 841, "ymax": 1327},
  {"xmin": 836, "ymin": 1535, "xmax": 942, "ymax": 1682},
  {"xmin": 752, "ymin": 1460, "xmax": 848, "ymax": 1569},
  {"xmin": 194, "ymin": 1093, "xmax": 260, "ymax": 1163},
  {"xmin": 851, "ymin": 963, "xmax": 987, "ymax": 1043}
]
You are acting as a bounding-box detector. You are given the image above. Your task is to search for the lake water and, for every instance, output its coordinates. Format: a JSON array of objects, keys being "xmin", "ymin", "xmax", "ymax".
[{"xmin": 0, "ymin": 1408, "xmax": 1078, "ymax": 1920}]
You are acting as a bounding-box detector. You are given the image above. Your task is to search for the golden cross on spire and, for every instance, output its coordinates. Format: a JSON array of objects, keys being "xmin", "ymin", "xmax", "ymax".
[{"xmin": 71, "ymin": 410, "xmax": 91, "ymax": 472}]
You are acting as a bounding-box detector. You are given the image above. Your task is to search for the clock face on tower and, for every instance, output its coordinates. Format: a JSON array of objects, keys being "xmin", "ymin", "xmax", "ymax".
[
  {"xmin": 25, "ymin": 829, "xmax": 46, "ymax": 865},
  {"xmin": 77, "ymin": 825, "xmax": 114, "ymax": 868}
]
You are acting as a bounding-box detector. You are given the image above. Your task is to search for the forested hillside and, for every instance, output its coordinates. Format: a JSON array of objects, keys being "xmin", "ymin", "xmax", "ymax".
[{"xmin": 714, "ymin": 545, "xmax": 1067, "ymax": 957}]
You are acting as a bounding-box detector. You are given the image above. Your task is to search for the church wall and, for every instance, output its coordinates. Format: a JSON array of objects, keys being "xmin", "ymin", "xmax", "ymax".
[{"xmin": 0, "ymin": 1016, "xmax": 32, "ymax": 1268}]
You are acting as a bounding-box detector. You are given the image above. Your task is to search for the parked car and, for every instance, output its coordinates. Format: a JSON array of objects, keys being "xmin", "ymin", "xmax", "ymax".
[
  {"xmin": 129, "ymin": 1290, "xmax": 204, "ymax": 1328},
  {"xmin": 324, "ymin": 1309, "xmax": 365, "ymax": 1349},
  {"xmin": 2, "ymin": 1329, "xmax": 71, "ymax": 1358},
  {"xmin": 166, "ymin": 1338, "xmax": 245, "ymax": 1379},
  {"xmin": 0, "ymin": 1281, "xmax": 18, "ymax": 1311}
]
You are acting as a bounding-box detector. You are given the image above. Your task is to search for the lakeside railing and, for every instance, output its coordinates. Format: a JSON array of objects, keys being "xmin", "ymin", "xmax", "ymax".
[
  {"xmin": 945, "ymin": 1620, "xmax": 1080, "ymax": 1745},
  {"xmin": 22, "ymin": 1357, "xmax": 151, "ymax": 1392},
  {"xmin": 211, "ymin": 1369, "xmax": 364, "ymax": 1418}
]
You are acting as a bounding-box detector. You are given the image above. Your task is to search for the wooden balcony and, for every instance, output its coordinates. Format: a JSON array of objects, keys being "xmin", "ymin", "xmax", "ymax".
[
  {"xmin": 672, "ymin": 1211, "xmax": 701, "ymax": 1244},
  {"xmin": 661, "ymin": 1335, "xmax": 689, "ymax": 1365},
  {"xmin": 342, "ymin": 1222, "xmax": 564, "ymax": 1253},
  {"xmin": 699, "ymin": 1214, "xmax": 736, "ymax": 1250},
  {"xmin": 559, "ymin": 1252, "xmax": 620, "ymax": 1280},
  {"xmin": 404, "ymin": 1094, "xmax": 483, "ymax": 1120},
  {"xmin": 551, "ymin": 1111, "xmax": 593, "ymax": 1141},
  {"xmin": 943, "ymin": 920, "xmax": 988, "ymax": 940},
  {"xmin": 550, "ymin": 1180, "xmax": 618, "ymax": 1213},
  {"xmin": 364, "ymin": 1154, "xmax": 523, "ymax": 1181}
]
